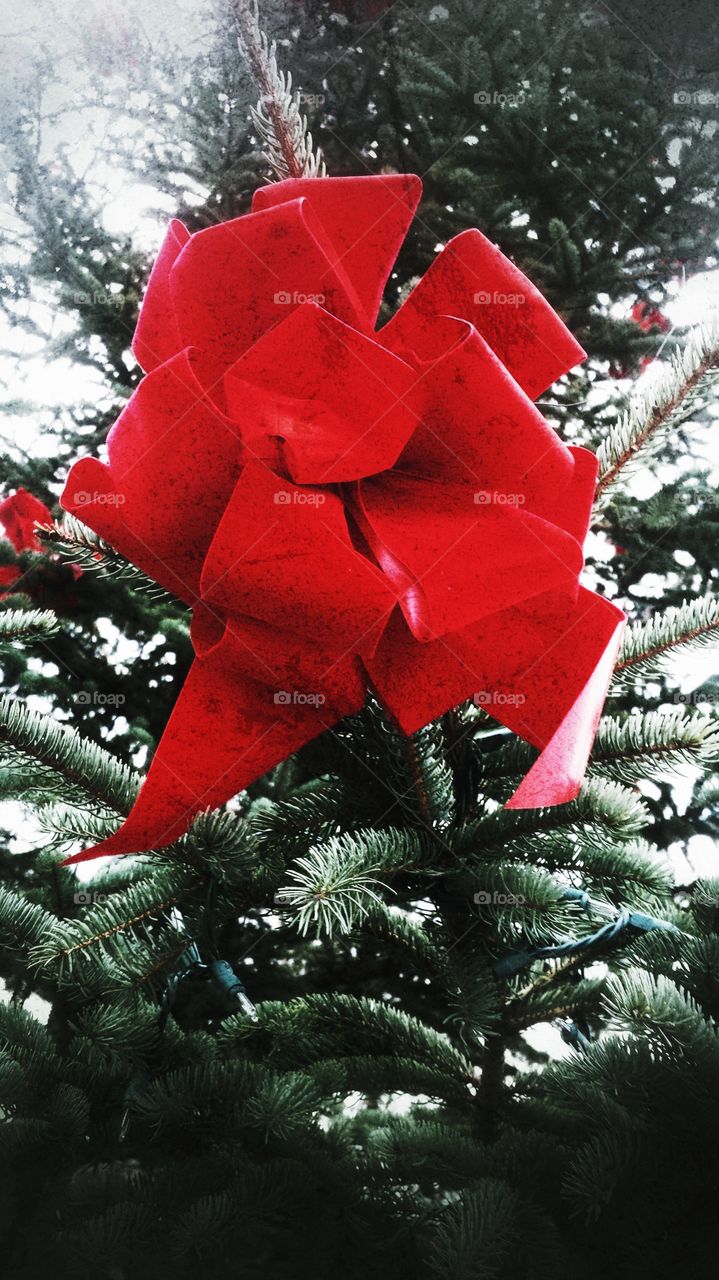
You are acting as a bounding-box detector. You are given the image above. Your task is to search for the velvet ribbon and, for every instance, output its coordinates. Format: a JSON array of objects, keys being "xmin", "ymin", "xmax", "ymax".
[{"xmin": 61, "ymin": 173, "xmax": 624, "ymax": 861}]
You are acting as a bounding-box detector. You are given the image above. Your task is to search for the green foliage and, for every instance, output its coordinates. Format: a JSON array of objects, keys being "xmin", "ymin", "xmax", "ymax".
[
  {"xmin": 596, "ymin": 327, "xmax": 719, "ymax": 498},
  {"xmin": 0, "ymin": 691, "xmax": 138, "ymax": 815},
  {"xmin": 0, "ymin": 608, "xmax": 59, "ymax": 643},
  {"xmin": 614, "ymin": 596, "xmax": 719, "ymax": 686},
  {"xmin": 482, "ymin": 708, "xmax": 719, "ymax": 787}
]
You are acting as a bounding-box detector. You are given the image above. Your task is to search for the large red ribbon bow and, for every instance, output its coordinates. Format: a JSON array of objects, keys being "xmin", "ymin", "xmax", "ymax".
[{"xmin": 61, "ymin": 174, "xmax": 625, "ymax": 862}]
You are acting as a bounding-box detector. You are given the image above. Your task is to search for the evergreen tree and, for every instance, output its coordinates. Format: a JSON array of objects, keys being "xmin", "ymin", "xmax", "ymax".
[{"xmin": 0, "ymin": 1, "xmax": 718, "ymax": 1276}]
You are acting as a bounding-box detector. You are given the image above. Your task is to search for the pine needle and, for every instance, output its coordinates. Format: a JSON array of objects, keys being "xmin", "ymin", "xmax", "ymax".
[
  {"xmin": 595, "ymin": 325, "xmax": 719, "ymax": 500},
  {"xmin": 0, "ymin": 607, "xmax": 59, "ymax": 643},
  {"xmin": 613, "ymin": 597, "xmax": 719, "ymax": 686},
  {"xmin": 231, "ymin": 0, "xmax": 326, "ymax": 180},
  {"xmin": 38, "ymin": 517, "xmax": 175, "ymax": 602},
  {"xmin": 0, "ymin": 692, "xmax": 139, "ymax": 815}
]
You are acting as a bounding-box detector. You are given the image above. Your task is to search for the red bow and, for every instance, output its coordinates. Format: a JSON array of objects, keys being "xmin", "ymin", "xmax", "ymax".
[
  {"xmin": 60, "ymin": 174, "xmax": 625, "ymax": 863},
  {"xmin": 0, "ymin": 488, "xmax": 52, "ymax": 554}
]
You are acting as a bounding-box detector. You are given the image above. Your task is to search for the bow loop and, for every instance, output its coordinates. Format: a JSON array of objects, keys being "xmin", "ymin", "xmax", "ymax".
[{"xmin": 225, "ymin": 302, "xmax": 418, "ymax": 483}]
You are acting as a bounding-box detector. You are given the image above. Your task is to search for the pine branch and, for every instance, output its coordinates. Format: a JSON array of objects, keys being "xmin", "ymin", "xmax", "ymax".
[
  {"xmin": 249, "ymin": 778, "xmax": 371, "ymax": 864},
  {"xmin": 0, "ymin": 1002, "xmax": 59, "ymax": 1073},
  {"xmin": 275, "ymin": 828, "xmax": 435, "ymax": 937},
  {"xmin": 694, "ymin": 776, "xmax": 719, "ymax": 810},
  {"xmin": 407, "ymin": 722, "xmax": 456, "ymax": 825},
  {"xmin": 71, "ymin": 998, "xmax": 162, "ymax": 1068},
  {"xmin": 307, "ymin": 1055, "xmax": 469, "ymax": 1106},
  {"xmin": 227, "ymin": 993, "xmax": 471, "ymax": 1079},
  {"xmin": 0, "ymin": 692, "xmax": 139, "ymax": 815},
  {"xmin": 613, "ymin": 596, "xmax": 719, "ymax": 686},
  {"xmin": 590, "ymin": 710, "xmax": 719, "ymax": 784},
  {"xmin": 368, "ymin": 1116, "xmax": 489, "ymax": 1183},
  {"xmin": 29, "ymin": 886, "xmax": 181, "ymax": 980},
  {"xmin": 275, "ymin": 842, "xmax": 388, "ymax": 938},
  {"xmin": 38, "ymin": 517, "xmax": 177, "ymax": 603},
  {"xmin": 33, "ymin": 805, "xmax": 130, "ymax": 849},
  {"xmin": 565, "ymin": 839, "xmax": 671, "ymax": 904},
  {"xmin": 27, "ymin": 864, "xmax": 199, "ymax": 991},
  {"xmin": 595, "ymin": 325, "xmax": 719, "ymax": 500},
  {"xmin": 603, "ymin": 972, "xmax": 719, "ymax": 1058},
  {"xmin": 506, "ymin": 976, "xmax": 607, "ymax": 1032},
  {"xmin": 0, "ymin": 606, "xmax": 59, "ymax": 643},
  {"xmin": 444, "ymin": 948, "xmax": 501, "ymax": 1047},
  {"xmin": 333, "ymin": 696, "xmax": 456, "ymax": 829},
  {"xmin": 129, "ymin": 1060, "xmax": 266, "ymax": 1136},
  {"xmin": 0, "ymin": 886, "xmax": 56, "ymax": 953},
  {"xmin": 425, "ymin": 1183, "xmax": 527, "ymax": 1273},
  {"xmin": 361, "ymin": 903, "xmax": 447, "ymax": 970},
  {"xmin": 464, "ymin": 862, "xmax": 582, "ymax": 946},
  {"xmin": 480, "ymin": 708, "xmax": 719, "ymax": 787},
  {"xmin": 231, "ymin": 0, "xmax": 326, "ymax": 180},
  {"xmin": 458, "ymin": 778, "xmax": 649, "ymax": 854}
]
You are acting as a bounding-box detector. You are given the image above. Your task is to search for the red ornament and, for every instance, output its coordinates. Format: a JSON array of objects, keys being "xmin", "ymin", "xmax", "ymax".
[
  {"xmin": 0, "ymin": 488, "xmax": 52, "ymax": 553},
  {"xmin": 61, "ymin": 174, "xmax": 625, "ymax": 863},
  {"xmin": 0, "ymin": 487, "xmax": 83, "ymax": 602},
  {"xmin": 0, "ymin": 564, "xmax": 21, "ymax": 597},
  {"xmin": 630, "ymin": 300, "xmax": 671, "ymax": 335}
]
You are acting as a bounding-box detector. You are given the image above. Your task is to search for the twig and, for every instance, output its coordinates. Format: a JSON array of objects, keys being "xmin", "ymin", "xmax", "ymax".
[
  {"xmin": 231, "ymin": 0, "xmax": 326, "ymax": 180},
  {"xmin": 595, "ymin": 327, "xmax": 719, "ymax": 500}
]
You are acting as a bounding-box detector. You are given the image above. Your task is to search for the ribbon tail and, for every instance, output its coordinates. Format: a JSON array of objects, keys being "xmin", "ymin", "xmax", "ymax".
[
  {"xmin": 365, "ymin": 587, "xmax": 626, "ymax": 810},
  {"xmin": 505, "ymin": 609, "xmax": 625, "ymax": 809},
  {"xmin": 62, "ymin": 642, "xmax": 363, "ymax": 864}
]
